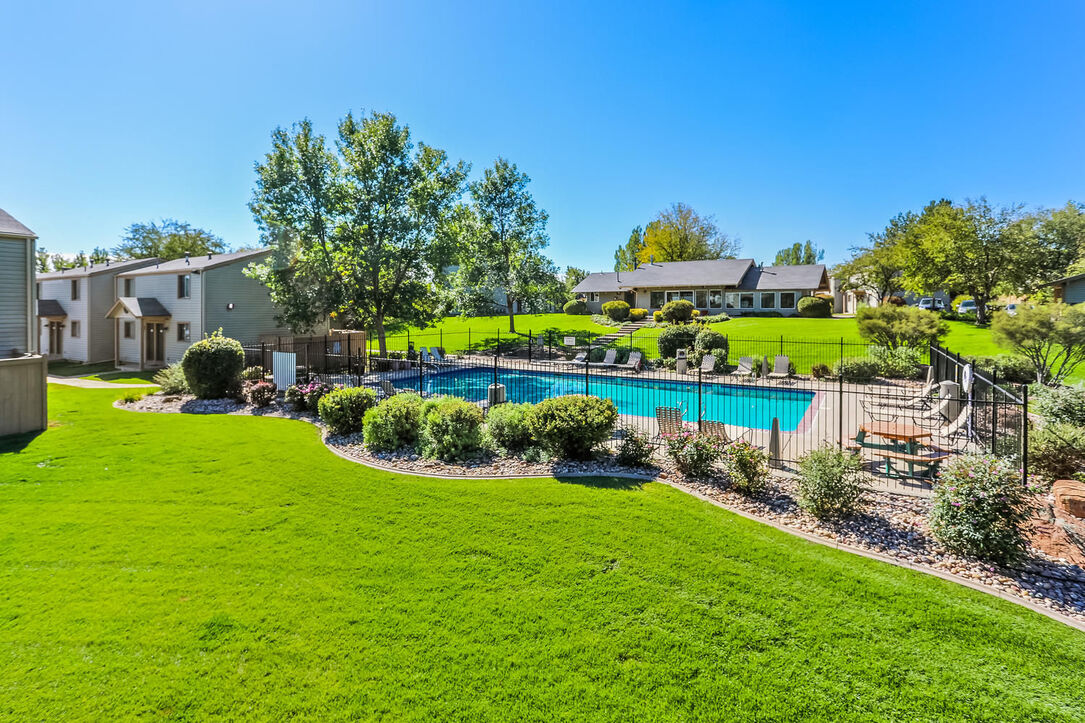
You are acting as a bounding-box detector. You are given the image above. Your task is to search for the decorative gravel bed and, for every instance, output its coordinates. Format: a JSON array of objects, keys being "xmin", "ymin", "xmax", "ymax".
[{"xmin": 119, "ymin": 391, "xmax": 1085, "ymax": 625}]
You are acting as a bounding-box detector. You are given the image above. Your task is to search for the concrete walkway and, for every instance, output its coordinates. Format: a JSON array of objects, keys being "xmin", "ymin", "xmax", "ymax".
[{"xmin": 47, "ymin": 375, "xmax": 158, "ymax": 389}]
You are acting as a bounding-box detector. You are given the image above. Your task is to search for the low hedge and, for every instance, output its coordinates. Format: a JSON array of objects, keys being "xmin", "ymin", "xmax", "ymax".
[
  {"xmin": 834, "ymin": 357, "xmax": 880, "ymax": 383},
  {"xmin": 420, "ymin": 398, "xmax": 484, "ymax": 461},
  {"xmin": 797, "ymin": 296, "xmax": 832, "ymax": 318},
  {"xmin": 629, "ymin": 308, "xmax": 648, "ymax": 322},
  {"xmin": 661, "ymin": 299, "xmax": 694, "ymax": 323},
  {"xmin": 527, "ymin": 395, "xmax": 618, "ymax": 459},
  {"xmin": 563, "ymin": 299, "xmax": 588, "ymax": 315},
  {"xmin": 601, "ymin": 300, "xmax": 630, "ymax": 321},
  {"xmin": 363, "ymin": 393, "xmax": 424, "ymax": 451},
  {"xmin": 486, "ymin": 402, "xmax": 536, "ymax": 452},
  {"xmin": 181, "ymin": 329, "xmax": 244, "ymax": 399},
  {"xmin": 318, "ymin": 386, "xmax": 378, "ymax": 435}
]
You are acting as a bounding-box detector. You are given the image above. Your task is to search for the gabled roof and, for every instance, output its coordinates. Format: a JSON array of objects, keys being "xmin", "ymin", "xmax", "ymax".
[
  {"xmin": 37, "ymin": 299, "xmax": 66, "ymax": 317},
  {"xmin": 38, "ymin": 257, "xmax": 163, "ymax": 280},
  {"xmin": 117, "ymin": 248, "xmax": 271, "ymax": 276},
  {"xmin": 106, "ymin": 297, "xmax": 172, "ymax": 319},
  {"xmin": 0, "ymin": 208, "xmax": 36, "ymax": 239},
  {"xmin": 737, "ymin": 264, "xmax": 830, "ymax": 291},
  {"xmin": 1046, "ymin": 271, "xmax": 1085, "ymax": 287},
  {"xmin": 573, "ymin": 272, "xmax": 623, "ymax": 293}
]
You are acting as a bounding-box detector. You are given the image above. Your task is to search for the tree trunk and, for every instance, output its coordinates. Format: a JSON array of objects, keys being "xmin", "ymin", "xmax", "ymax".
[
  {"xmin": 375, "ymin": 314, "xmax": 387, "ymax": 357},
  {"xmin": 507, "ymin": 296, "xmax": 516, "ymax": 334},
  {"xmin": 975, "ymin": 294, "xmax": 988, "ymax": 325}
]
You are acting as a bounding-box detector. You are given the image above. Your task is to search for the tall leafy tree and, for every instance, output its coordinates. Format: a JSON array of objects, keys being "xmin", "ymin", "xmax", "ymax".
[
  {"xmin": 447, "ymin": 158, "xmax": 557, "ymax": 334},
  {"xmin": 564, "ymin": 266, "xmax": 588, "ymax": 298},
  {"xmin": 901, "ymin": 198, "xmax": 1038, "ymax": 325},
  {"xmin": 637, "ymin": 203, "xmax": 739, "ymax": 263},
  {"xmin": 1035, "ymin": 201, "xmax": 1085, "ymax": 279},
  {"xmin": 50, "ymin": 253, "xmax": 75, "ymax": 271},
  {"xmin": 773, "ymin": 240, "xmax": 823, "ymax": 265},
  {"xmin": 613, "ymin": 226, "xmax": 645, "ymax": 271},
  {"xmin": 89, "ymin": 246, "xmax": 110, "ymax": 264},
  {"xmin": 833, "ymin": 212, "xmax": 913, "ymax": 302},
  {"xmin": 35, "ymin": 250, "xmax": 51, "ymax": 272},
  {"xmin": 114, "ymin": 220, "xmax": 226, "ymax": 260},
  {"xmin": 246, "ymin": 112, "xmax": 467, "ymax": 354}
]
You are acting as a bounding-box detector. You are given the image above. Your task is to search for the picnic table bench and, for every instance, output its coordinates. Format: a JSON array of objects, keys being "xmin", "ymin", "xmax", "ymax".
[{"xmin": 848, "ymin": 422, "xmax": 950, "ymax": 481}]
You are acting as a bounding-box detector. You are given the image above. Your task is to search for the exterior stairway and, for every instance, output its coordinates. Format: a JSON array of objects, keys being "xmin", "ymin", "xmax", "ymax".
[{"xmin": 591, "ymin": 319, "xmax": 650, "ymax": 346}]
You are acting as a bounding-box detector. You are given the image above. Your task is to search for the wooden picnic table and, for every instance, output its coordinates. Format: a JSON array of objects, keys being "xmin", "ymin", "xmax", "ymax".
[
  {"xmin": 853, "ymin": 422, "xmax": 945, "ymax": 481},
  {"xmin": 859, "ymin": 421, "xmax": 931, "ymax": 447}
]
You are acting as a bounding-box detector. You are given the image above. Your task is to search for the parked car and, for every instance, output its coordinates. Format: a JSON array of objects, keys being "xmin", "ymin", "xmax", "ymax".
[
  {"xmin": 956, "ymin": 299, "xmax": 977, "ymax": 315},
  {"xmin": 1005, "ymin": 303, "xmax": 1018, "ymax": 316},
  {"xmin": 918, "ymin": 297, "xmax": 945, "ymax": 311}
]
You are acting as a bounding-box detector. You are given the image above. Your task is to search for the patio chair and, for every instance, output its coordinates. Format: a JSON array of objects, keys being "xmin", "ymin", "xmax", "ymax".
[
  {"xmin": 425, "ymin": 347, "xmax": 454, "ymax": 366},
  {"xmin": 692, "ymin": 354, "xmax": 716, "ymax": 376},
  {"xmin": 871, "ymin": 367, "xmax": 937, "ymax": 410},
  {"xmin": 731, "ymin": 356, "xmax": 755, "ymax": 379},
  {"xmin": 379, "ymin": 380, "xmax": 398, "ymax": 399},
  {"xmin": 656, "ymin": 406, "xmax": 686, "ymax": 438},
  {"xmin": 701, "ymin": 420, "xmax": 731, "ymax": 442},
  {"xmin": 560, "ymin": 351, "xmax": 588, "ymax": 366},
  {"xmin": 767, "ymin": 355, "xmax": 791, "ymax": 381},
  {"xmin": 588, "ymin": 348, "xmax": 618, "ymax": 368},
  {"xmin": 618, "ymin": 350, "xmax": 643, "ymax": 373},
  {"xmin": 927, "ymin": 405, "xmax": 972, "ymax": 446},
  {"xmin": 433, "ymin": 346, "xmax": 458, "ymax": 361}
]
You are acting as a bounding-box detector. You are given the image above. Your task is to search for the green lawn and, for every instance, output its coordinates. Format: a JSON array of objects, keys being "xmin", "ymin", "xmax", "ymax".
[
  {"xmin": 2, "ymin": 386, "xmax": 1085, "ymax": 719},
  {"xmin": 82, "ymin": 370, "xmax": 159, "ymax": 384},
  {"xmin": 46, "ymin": 360, "xmax": 118, "ymax": 377}
]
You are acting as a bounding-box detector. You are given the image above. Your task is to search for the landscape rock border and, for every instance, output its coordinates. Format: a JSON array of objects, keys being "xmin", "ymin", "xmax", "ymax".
[{"xmin": 116, "ymin": 392, "xmax": 1085, "ymax": 632}]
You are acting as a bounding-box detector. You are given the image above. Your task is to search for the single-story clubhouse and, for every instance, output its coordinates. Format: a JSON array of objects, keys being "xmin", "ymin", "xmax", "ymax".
[
  {"xmin": 1049, "ymin": 272, "xmax": 1085, "ymax": 305},
  {"xmin": 572, "ymin": 259, "xmax": 830, "ymax": 315}
]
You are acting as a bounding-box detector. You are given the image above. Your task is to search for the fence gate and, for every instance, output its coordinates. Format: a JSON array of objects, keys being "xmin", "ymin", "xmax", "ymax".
[{"xmin": 272, "ymin": 351, "xmax": 297, "ymax": 389}]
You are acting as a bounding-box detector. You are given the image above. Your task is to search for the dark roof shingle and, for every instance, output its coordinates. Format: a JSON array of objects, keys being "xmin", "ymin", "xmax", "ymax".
[{"xmin": 0, "ymin": 208, "xmax": 36, "ymax": 239}]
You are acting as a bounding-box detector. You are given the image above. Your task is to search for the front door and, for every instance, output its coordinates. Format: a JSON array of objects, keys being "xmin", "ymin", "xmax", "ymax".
[
  {"xmin": 145, "ymin": 323, "xmax": 166, "ymax": 366},
  {"xmin": 48, "ymin": 322, "xmax": 63, "ymax": 356}
]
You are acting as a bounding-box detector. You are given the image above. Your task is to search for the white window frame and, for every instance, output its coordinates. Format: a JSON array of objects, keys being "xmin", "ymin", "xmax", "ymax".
[
  {"xmin": 739, "ymin": 292, "xmax": 755, "ymax": 309},
  {"xmin": 708, "ymin": 289, "xmax": 723, "ymax": 309},
  {"xmin": 779, "ymin": 292, "xmax": 797, "ymax": 310},
  {"xmin": 695, "ymin": 289, "xmax": 708, "ymax": 308},
  {"xmin": 760, "ymin": 292, "xmax": 776, "ymax": 309},
  {"xmin": 124, "ymin": 278, "xmax": 134, "ymax": 297},
  {"xmin": 123, "ymin": 321, "xmax": 134, "ymax": 339},
  {"xmin": 70, "ymin": 279, "xmax": 80, "ymax": 300},
  {"xmin": 70, "ymin": 320, "xmax": 80, "ymax": 337},
  {"xmin": 177, "ymin": 274, "xmax": 191, "ymax": 299},
  {"xmin": 725, "ymin": 292, "xmax": 740, "ymax": 310},
  {"xmin": 177, "ymin": 322, "xmax": 191, "ymax": 342},
  {"xmin": 649, "ymin": 290, "xmax": 665, "ymax": 308},
  {"xmin": 588, "ymin": 292, "xmax": 599, "ymax": 302}
]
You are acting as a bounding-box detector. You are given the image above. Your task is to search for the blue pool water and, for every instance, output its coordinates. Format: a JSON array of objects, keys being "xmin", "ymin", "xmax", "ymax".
[{"xmin": 398, "ymin": 368, "xmax": 816, "ymax": 431}]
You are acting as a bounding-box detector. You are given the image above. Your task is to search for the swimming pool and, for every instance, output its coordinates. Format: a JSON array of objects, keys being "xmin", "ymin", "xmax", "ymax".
[{"xmin": 399, "ymin": 367, "xmax": 817, "ymax": 431}]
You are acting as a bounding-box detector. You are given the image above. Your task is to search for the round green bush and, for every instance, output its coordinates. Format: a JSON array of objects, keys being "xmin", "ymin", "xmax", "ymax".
[
  {"xmin": 486, "ymin": 402, "xmax": 536, "ymax": 452},
  {"xmin": 181, "ymin": 329, "xmax": 245, "ymax": 399},
  {"xmin": 245, "ymin": 380, "xmax": 278, "ymax": 408},
  {"xmin": 601, "ymin": 300, "xmax": 630, "ymax": 322},
  {"xmin": 796, "ymin": 447, "xmax": 864, "ymax": 518},
  {"xmin": 1028, "ymin": 423, "xmax": 1085, "ymax": 484},
  {"xmin": 833, "ymin": 357, "xmax": 880, "ymax": 383},
  {"xmin": 694, "ymin": 328, "xmax": 728, "ymax": 355},
  {"xmin": 527, "ymin": 395, "xmax": 618, "ymax": 460},
  {"xmin": 628, "ymin": 308, "xmax": 648, "ymax": 322},
  {"xmin": 656, "ymin": 324, "xmax": 698, "ymax": 359},
  {"xmin": 563, "ymin": 299, "xmax": 588, "ymax": 315},
  {"xmin": 241, "ymin": 366, "xmax": 265, "ymax": 381},
  {"xmin": 1032, "ymin": 385, "xmax": 1085, "ymax": 426},
  {"xmin": 616, "ymin": 426, "xmax": 654, "ymax": 467},
  {"xmin": 420, "ymin": 398, "xmax": 484, "ymax": 461},
  {"xmin": 318, "ymin": 386, "xmax": 378, "ymax": 435},
  {"xmin": 153, "ymin": 362, "xmax": 189, "ymax": 394},
  {"xmin": 652, "ymin": 310, "xmax": 663, "ymax": 323},
  {"xmin": 661, "ymin": 299, "xmax": 694, "ymax": 323},
  {"xmin": 797, "ymin": 296, "xmax": 832, "ymax": 318},
  {"xmin": 725, "ymin": 441, "xmax": 770, "ymax": 494},
  {"xmin": 363, "ymin": 393, "xmax": 424, "ymax": 451}
]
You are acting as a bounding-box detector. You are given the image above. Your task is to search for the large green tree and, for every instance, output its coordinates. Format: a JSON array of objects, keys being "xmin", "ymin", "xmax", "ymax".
[
  {"xmin": 833, "ymin": 212, "xmax": 913, "ymax": 302},
  {"xmin": 992, "ymin": 304, "xmax": 1085, "ymax": 384},
  {"xmin": 774, "ymin": 240, "xmax": 823, "ymax": 265},
  {"xmin": 564, "ymin": 266, "xmax": 588, "ymax": 299},
  {"xmin": 246, "ymin": 112, "xmax": 467, "ymax": 354},
  {"xmin": 1035, "ymin": 201, "xmax": 1085, "ymax": 279},
  {"xmin": 446, "ymin": 158, "xmax": 558, "ymax": 334},
  {"xmin": 113, "ymin": 220, "xmax": 226, "ymax": 260},
  {"xmin": 613, "ymin": 226, "xmax": 645, "ymax": 271},
  {"xmin": 901, "ymin": 198, "xmax": 1039, "ymax": 325},
  {"xmin": 637, "ymin": 203, "xmax": 739, "ymax": 263}
]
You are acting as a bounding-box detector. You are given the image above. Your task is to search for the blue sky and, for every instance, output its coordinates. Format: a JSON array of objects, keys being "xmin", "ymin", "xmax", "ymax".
[{"xmin": 2, "ymin": 1, "xmax": 1083, "ymax": 272}]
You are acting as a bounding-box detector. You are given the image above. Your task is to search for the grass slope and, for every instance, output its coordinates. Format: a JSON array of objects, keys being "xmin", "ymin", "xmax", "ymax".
[{"xmin": 1, "ymin": 386, "xmax": 1084, "ymax": 719}]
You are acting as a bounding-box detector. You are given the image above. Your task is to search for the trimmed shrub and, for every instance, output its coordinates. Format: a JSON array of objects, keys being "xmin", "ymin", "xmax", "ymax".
[
  {"xmin": 689, "ymin": 346, "xmax": 729, "ymax": 373},
  {"xmin": 318, "ymin": 386, "xmax": 377, "ymax": 434},
  {"xmin": 120, "ymin": 390, "xmax": 144, "ymax": 404},
  {"xmin": 616, "ymin": 427, "xmax": 654, "ymax": 468},
  {"xmin": 724, "ymin": 441, "xmax": 770, "ymax": 494},
  {"xmin": 181, "ymin": 329, "xmax": 244, "ymax": 399},
  {"xmin": 601, "ymin": 300, "xmax": 630, "ymax": 322},
  {"xmin": 656, "ymin": 324, "xmax": 698, "ymax": 359},
  {"xmin": 527, "ymin": 395, "xmax": 618, "ymax": 460},
  {"xmin": 833, "ymin": 357, "xmax": 880, "ymax": 383},
  {"xmin": 699, "ymin": 313, "xmax": 730, "ymax": 323},
  {"xmin": 691, "ymin": 309, "xmax": 701, "ymax": 318},
  {"xmin": 1029, "ymin": 423, "xmax": 1085, "ymax": 484},
  {"xmin": 1032, "ymin": 384, "xmax": 1085, "ymax": 426},
  {"xmin": 420, "ymin": 398, "xmax": 484, "ymax": 461},
  {"xmin": 796, "ymin": 447, "xmax": 865, "ymax": 518},
  {"xmin": 298, "ymin": 380, "xmax": 334, "ymax": 413},
  {"xmin": 153, "ymin": 362, "xmax": 189, "ymax": 394},
  {"xmin": 563, "ymin": 299, "xmax": 588, "ymax": 315},
  {"xmin": 363, "ymin": 393, "xmax": 424, "ymax": 451},
  {"xmin": 965, "ymin": 355, "xmax": 1034, "ymax": 385},
  {"xmin": 245, "ymin": 380, "xmax": 278, "ymax": 408},
  {"xmin": 661, "ymin": 299, "xmax": 694, "ymax": 323},
  {"xmin": 629, "ymin": 308, "xmax": 648, "ymax": 322},
  {"xmin": 694, "ymin": 328, "xmax": 728, "ymax": 355},
  {"xmin": 856, "ymin": 305, "xmax": 947, "ymax": 349},
  {"xmin": 663, "ymin": 429, "xmax": 726, "ymax": 478},
  {"xmin": 652, "ymin": 310, "xmax": 663, "ymax": 323},
  {"xmin": 929, "ymin": 454, "xmax": 1039, "ymax": 564},
  {"xmin": 241, "ymin": 366, "xmax": 265, "ymax": 381},
  {"xmin": 284, "ymin": 384, "xmax": 305, "ymax": 409},
  {"xmin": 811, "ymin": 363, "xmax": 832, "ymax": 379},
  {"xmin": 486, "ymin": 402, "xmax": 535, "ymax": 453},
  {"xmin": 797, "ymin": 295, "xmax": 832, "ymax": 318},
  {"xmin": 869, "ymin": 345, "xmax": 924, "ymax": 379}
]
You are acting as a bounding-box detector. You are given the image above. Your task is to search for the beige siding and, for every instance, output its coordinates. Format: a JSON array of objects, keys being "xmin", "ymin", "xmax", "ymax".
[
  {"xmin": 0, "ymin": 355, "xmax": 47, "ymax": 436},
  {"xmin": 203, "ymin": 259, "xmax": 311, "ymax": 342},
  {"xmin": 0, "ymin": 238, "xmax": 30, "ymax": 354}
]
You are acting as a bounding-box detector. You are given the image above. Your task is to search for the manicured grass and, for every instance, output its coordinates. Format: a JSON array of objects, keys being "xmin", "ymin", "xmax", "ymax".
[
  {"xmin": 46, "ymin": 360, "xmax": 118, "ymax": 377},
  {"xmin": 82, "ymin": 370, "xmax": 159, "ymax": 384},
  {"xmin": 2, "ymin": 387, "xmax": 1085, "ymax": 719}
]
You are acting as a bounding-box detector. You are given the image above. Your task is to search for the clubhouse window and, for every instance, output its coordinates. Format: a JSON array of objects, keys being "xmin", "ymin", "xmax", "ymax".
[
  {"xmin": 708, "ymin": 290, "xmax": 723, "ymax": 309},
  {"xmin": 695, "ymin": 290, "xmax": 708, "ymax": 308},
  {"xmin": 760, "ymin": 292, "xmax": 776, "ymax": 309},
  {"xmin": 780, "ymin": 292, "xmax": 797, "ymax": 309},
  {"xmin": 650, "ymin": 291, "xmax": 665, "ymax": 308},
  {"xmin": 740, "ymin": 293, "xmax": 754, "ymax": 309}
]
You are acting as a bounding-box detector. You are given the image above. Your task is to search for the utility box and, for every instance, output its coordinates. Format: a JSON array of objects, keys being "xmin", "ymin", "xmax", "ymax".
[
  {"xmin": 675, "ymin": 348, "xmax": 687, "ymax": 375},
  {"xmin": 488, "ymin": 383, "xmax": 507, "ymax": 406}
]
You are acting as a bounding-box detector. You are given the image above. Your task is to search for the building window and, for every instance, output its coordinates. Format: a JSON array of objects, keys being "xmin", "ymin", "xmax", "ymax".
[
  {"xmin": 588, "ymin": 292, "xmax": 599, "ymax": 302},
  {"xmin": 177, "ymin": 274, "xmax": 191, "ymax": 299},
  {"xmin": 124, "ymin": 278, "xmax": 134, "ymax": 296},
  {"xmin": 70, "ymin": 320, "xmax": 80, "ymax": 337},
  {"xmin": 36, "ymin": 283, "xmax": 41, "ymax": 299},
  {"xmin": 650, "ymin": 291, "xmax": 665, "ymax": 308},
  {"xmin": 726, "ymin": 292, "xmax": 739, "ymax": 310},
  {"xmin": 177, "ymin": 323, "xmax": 191, "ymax": 342},
  {"xmin": 740, "ymin": 293, "xmax": 755, "ymax": 309},
  {"xmin": 780, "ymin": 292, "xmax": 797, "ymax": 309},
  {"xmin": 695, "ymin": 290, "xmax": 708, "ymax": 308},
  {"xmin": 71, "ymin": 279, "xmax": 80, "ymax": 300},
  {"xmin": 709, "ymin": 290, "xmax": 723, "ymax": 309},
  {"xmin": 679, "ymin": 290, "xmax": 694, "ymax": 304},
  {"xmin": 760, "ymin": 292, "xmax": 776, "ymax": 309},
  {"xmin": 123, "ymin": 321, "xmax": 134, "ymax": 339}
]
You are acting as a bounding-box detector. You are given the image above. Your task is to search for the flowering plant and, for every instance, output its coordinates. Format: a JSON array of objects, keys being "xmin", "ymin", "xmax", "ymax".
[
  {"xmin": 929, "ymin": 454, "xmax": 1042, "ymax": 564},
  {"xmin": 663, "ymin": 429, "xmax": 726, "ymax": 478},
  {"xmin": 724, "ymin": 440, "xmax": 770, "ymax": 495}
]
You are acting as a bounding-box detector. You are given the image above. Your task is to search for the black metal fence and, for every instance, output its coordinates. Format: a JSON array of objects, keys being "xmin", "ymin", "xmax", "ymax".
[{"xmin": 240, "ymin": 332, "xmax": 1029, "ymax": 490}]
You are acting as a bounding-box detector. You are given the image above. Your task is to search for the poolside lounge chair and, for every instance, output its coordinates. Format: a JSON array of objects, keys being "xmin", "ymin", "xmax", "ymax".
[
  {"xmin": 656, "ymin": 406, "xmax": 686, "ymax": 438},
  {"xmin": 767, "ymin": 355, "xmax": 791, "ymax": 381},
  {"xmin": 588, "ymin": 349, "xmax": 618, "ymax": 368},
  {"xmin": 701, "ymin": 420, "xmax": 731, "ymax": 442},
  {"xmin": 692, "ymin": 354, "xmax": 716, "ymax": 376},
  {"xmin": 618, "ymin": 350, "xmax": 643, "ymax": 373},
  {"xmin": 923, "ymin": 404, "xmax": 971, "ymax": 445},
  {"xmin": 872, "ymin": 367, "xmax": 938, "ymax": 410},
  {"xmin": 731, "ymin": 356, "xmax": 755, "ymax": 380},
  {"xmin": 379, "ymin": 380, "xmax": 398, "ymax": 399},
  {"xmin": 560, "ymin": 351, "xmax": 588, "ymax": 366}
]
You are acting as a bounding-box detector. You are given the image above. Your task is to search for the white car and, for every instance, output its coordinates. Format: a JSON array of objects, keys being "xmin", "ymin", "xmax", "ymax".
[
  {"xmin": 918, "ymin": 297, "xmax": 944, "ymax": 311},
  {"xmin": 957, "ymin": 299, "xmax": 977, "ymax": 315}
]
